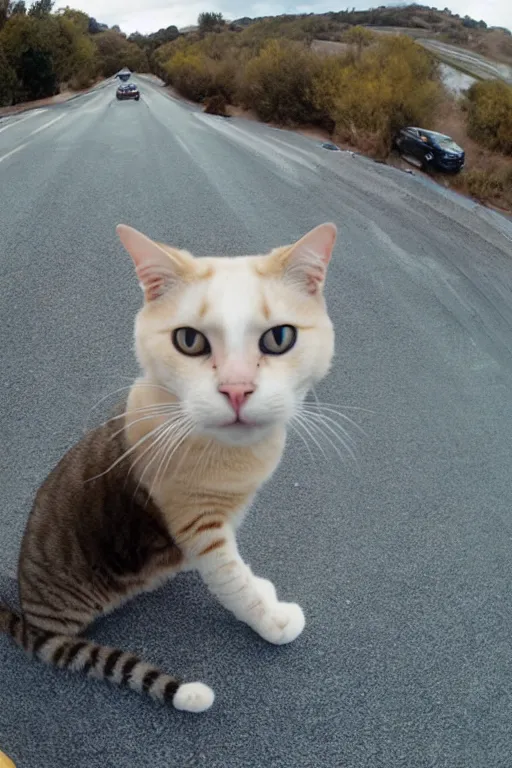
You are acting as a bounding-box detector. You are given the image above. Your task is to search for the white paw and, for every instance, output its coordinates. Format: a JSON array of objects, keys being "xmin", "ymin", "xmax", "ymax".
[
  {"xmin": 172, "ymin": 682, "xmax": 215, "ymax": 713},
  {"xmin": 251, "ymin": 601, "xmax": 305, "ymax": 645},
  {"xmin": 253, "ymin": 576, "xmax": 277, "ymax": 602}
]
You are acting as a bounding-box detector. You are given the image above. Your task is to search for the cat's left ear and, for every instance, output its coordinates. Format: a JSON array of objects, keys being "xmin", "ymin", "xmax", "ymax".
[
  {"xmin": 116, "ymin": 225, "xmax": 194, "ymax": 302},
  {"xmin": 274, "ymin": 223, "xmax": 337, "ymax": 296}
]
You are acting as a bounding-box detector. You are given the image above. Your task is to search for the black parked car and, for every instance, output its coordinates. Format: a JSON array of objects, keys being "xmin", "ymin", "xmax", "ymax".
[
  {"xmin": 116, "ymin": 83, "xmax": 140, "ymax": 101},
  {"xmin": 394, "ymin": 127, "xmax": 465, "ymax": 173}
]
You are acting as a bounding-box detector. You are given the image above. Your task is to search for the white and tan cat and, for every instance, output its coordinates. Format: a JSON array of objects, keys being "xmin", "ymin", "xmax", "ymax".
[{"xmin": 0, "ymin": 222, "xmax": 337, "ymax": 713}]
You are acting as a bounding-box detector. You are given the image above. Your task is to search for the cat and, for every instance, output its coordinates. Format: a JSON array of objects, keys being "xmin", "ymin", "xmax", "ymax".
[{"xmin": 0, "ymin": 221, "xmax": 337, "ymax": 713}]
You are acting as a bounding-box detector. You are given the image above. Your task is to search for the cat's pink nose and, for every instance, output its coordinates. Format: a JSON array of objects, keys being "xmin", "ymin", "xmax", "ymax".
[{"xmin": 218, "ymin": 384, "xmax": 254, "ymax": 415}]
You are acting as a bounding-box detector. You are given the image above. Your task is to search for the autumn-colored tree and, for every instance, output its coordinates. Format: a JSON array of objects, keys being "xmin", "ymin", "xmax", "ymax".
[
  {"xmin": 466, "ymin": 80, "xmax": 512, "ymax": 155},
  {"xmin": 93, "ymin": 28, "xmax": 147, "ymax": 76},
  {"xmin": 343, "ymin": 25, "xmax": 375, "ymax": 59}
]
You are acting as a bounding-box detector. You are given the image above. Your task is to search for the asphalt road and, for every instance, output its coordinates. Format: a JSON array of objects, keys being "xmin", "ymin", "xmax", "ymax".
[
  {"xmin": 420, "ymin": 39, "xmax": 512, "ymax": 84},
  {"xmin": 1, "ymin": 75, "xmax": 512, "ymax": 768}
]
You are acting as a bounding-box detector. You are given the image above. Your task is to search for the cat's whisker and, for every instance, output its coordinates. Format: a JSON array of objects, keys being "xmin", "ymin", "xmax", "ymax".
[
  {"xmin": 166, "ymin": 431, "xmax": 209, "ymax": 482},
  {"xmin": 128, "ymin": 417, "xmax": 189, "ymax": 501},
  {"xmin": 127, "ymin": 414, "xmax": 188, "ymax": 484},
  {"xmin": 304, "ymin": 407, "xmax": 358, "ymax": 447},
  {"xmin": 299, "ymin": 408, "xmax": 359, "ymax": 450},
  {"xmin": 151, "ymin": 421, "xmax": 196, "ymax": 499},
  {"xmin": 305, "ymin": 420, "xmax": 349, "ymax": 464},
  {"xmin": 85, "ymin": 419, "xmax": 174, "ymax": 483},
  {"xmin": 302, "ymin": 403, "xmax": 369, "ymax": 436},
  {"xmin": 188, "ymin": 438, "xmax": 216, "ymax": 482},
  {"xmin": 305, "ymin": 400, "xmax": 375, "ymax": 413},
  {"xmin": 86, "ymin": 382, "xmax": 177, "ymax": 426},
  {"xmin": 288, "ymin": 420, "xmax": 318, "ymax": 465},
  {"xmin": 137, "ymin": 418, "xmax": 193, "ymax": 505},
  {"xmin": 300, "ymin": 412, "xmax": 357, "ymax": 464},
  {"xmin": 108, "ymin": 408, "xmax": 183, "ymax": 441},
  {"xmin": 103, "ymin": 403, "xmax": 183, "ymax": 427},
  {"xmin": 128, "ymin": 432, "xmax": 171, "ymax": 498},
  {"xmin": 291, "ymin": 413, "xmax": 329, "ymax": 461}
]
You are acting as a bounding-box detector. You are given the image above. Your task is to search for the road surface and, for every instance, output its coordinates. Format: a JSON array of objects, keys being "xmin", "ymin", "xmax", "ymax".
[
  {"xmin": 1, "ymin": 76, "xmax": 512, "ymax": 768},
  {"xmin": 421, "ymin": 39, "xmax": 512, "ymax": 84}
]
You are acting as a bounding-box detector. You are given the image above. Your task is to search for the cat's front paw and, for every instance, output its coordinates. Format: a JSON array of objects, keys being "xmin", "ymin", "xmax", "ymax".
[
  {"xmin": 251, "ymin": 601, "xmax": 305, "ymax": 645},
  {"xmin": 253, "ymin": 576, "xmax": 277, "ymax": 602}
]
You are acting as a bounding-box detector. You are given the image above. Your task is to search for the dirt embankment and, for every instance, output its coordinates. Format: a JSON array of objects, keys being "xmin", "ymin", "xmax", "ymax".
[
  {"xmin": 0, "ymin": 79, "xmax": 106, "ymax": 119},
  {"xmin": 224, "ymin": 96, "xmax": 512, "ymax": 217}
]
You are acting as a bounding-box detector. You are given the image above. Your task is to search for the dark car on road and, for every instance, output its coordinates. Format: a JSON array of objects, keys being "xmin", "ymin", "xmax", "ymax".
[
  {"xmin": 116, "ymin": 68, "xmax": 132, "ymax": 82},
  {"xmin": 116, "ymin": 83, "xmax": 140, "ymax": 101},
  {"xmin": 394, "ymin": 127, "xmax": 465, "ymax": 173}
]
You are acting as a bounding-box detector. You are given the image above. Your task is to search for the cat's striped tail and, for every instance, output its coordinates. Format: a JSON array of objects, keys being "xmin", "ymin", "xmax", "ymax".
[{"xmin": 0, "ymin": 604, "xmax": 214, "ymax": 713}]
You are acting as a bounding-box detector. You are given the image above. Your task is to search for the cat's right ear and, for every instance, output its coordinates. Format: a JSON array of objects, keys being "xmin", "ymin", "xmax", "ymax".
[{"xmin": 116, "ymin": 225, "xmax": 192, "ymax": 302}]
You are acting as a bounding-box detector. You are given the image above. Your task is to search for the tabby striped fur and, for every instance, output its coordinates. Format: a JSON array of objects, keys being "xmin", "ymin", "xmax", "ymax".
[
  {"xmin": 0, "ymin": 414, "xmax": 214, "ymax": 712},
  {"xmin": 0, "ymin": 606, "xmax": 182, "ymax": 705}
]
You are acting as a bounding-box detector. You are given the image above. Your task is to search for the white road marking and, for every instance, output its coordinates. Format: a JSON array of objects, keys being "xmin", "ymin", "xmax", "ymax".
[
  {"xmin": 0, "ymin": 142, "xmax": 29, "ymax": 164},
  {"xmin": 28, "ymin": 113, "xmax": 66, "ymax": 136},
  {"xmin": 0, "ymin": 108, "xmax": 47, "ymax": 135},
  {"xmin": 174, "ymin": 134, "xmax": 194, "ymax": 158}
]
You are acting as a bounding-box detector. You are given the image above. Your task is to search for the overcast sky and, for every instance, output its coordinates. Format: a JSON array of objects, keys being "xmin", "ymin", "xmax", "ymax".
[{"xmin": 63, "ymin": 0, "xmax": 511, "ymax": 36}]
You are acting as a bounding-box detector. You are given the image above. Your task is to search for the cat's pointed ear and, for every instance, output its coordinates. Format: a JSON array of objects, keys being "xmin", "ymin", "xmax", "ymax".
[
  {"xmin": 271, "ymin": 223, "xmax": 337, "ymax": 296},
  {"xmin": 116, "ymin": 224, "xmax": 193, "ymax": 302}
]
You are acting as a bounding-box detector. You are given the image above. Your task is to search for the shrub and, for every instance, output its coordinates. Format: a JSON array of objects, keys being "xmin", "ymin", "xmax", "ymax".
[
  {"xmin": 328, "ymin": 36, "xmax": 441, "ymax": 154},
  {"xmin": 342, "ymin": 25, "xmax": 375, "ymax": 57},
  {"xmin": 239, "ymin": 39, "xmax": 321, "ymax": 124},
  {"xmin": 198, "ymin": 12, "xmax": 225, "ymax": 36},
  {"xmin": 465, "ymin": 80, "xmax": 512, "ymax": 155},
  {"xmin": 152, "ymin": 27, "xmax": 442, "ymax": 155},
  {"xmin": 164, "ymin": 50, "xmax": 214, "ymax": 100},
  {"xmin": 163, "ymin": 46, "xmax": 237, "ymax": 102},
  {"xmin": 452, "ymin": 166, "xmax": 512, "ymax": 207},
  {"xmin": 203, "ymin": 93, "xmax": 228, "ymax": 115}
]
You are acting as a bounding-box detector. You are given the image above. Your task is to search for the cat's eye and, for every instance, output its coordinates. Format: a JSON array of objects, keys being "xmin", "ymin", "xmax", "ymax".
[
  {"xmin": 259, "ymin": 325, "xmax": 297, "ymax": 355},
  {"xmin": 172, "ymin": 327, "xmax": 211, "ymax": 356}
]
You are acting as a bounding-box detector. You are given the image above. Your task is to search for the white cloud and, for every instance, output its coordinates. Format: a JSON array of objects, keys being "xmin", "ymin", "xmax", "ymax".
[{"xmin": 64, "ymin": 0, "xmax": 511, "ymax": 36}]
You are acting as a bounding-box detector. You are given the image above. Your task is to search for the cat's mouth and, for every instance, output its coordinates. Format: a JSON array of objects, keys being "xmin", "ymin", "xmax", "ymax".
[{"xmin": 226, "ymin": 417, "xmax": 256, "ymax": 428}]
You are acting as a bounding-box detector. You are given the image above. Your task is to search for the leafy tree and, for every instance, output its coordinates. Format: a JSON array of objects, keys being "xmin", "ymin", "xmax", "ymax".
[
  {"xmin": 0, "ymin": 43, "xmax": 17, "ymax": 104},
  {"xmin": 0, "ymin": 0, "xmax": 9, "ymax": 29},
  {"xmin": 93, "ymin": 28, "xmax": 147, "ymax": 76},
  {"xmin": 58, "ymin": 7, "xmax": 89, "ymax": 32},
  {"xmin": 88, "ymin": 16, "xmax": 107, "ymax": 34},
  {"xmin": 198, "ymin": 11, "xmax": 224, "ymax": 35},
  {"xmin": 130, "ymin": 25, "xmax": 179, "ymax": 52},
  {"xmin": 51, "ymin": 12, "xmax": 97, "ymax": 84},
  {"xmin": 0, "ymin": 13, "xmax": 58, "ymax": 99},
  {"xmin": 10, "ymin": 1, "xmax": 26, "ymax": 16},
  {"xmin": 19, "ymin": 45, "xmax": 58, "ymax": 97},
  {"xmin": 28, "ymin": 0, "xmax": 53, "ymax": 18}
]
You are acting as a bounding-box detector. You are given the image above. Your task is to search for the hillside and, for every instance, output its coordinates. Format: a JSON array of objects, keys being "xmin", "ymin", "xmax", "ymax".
[
  {"xmin": 231, "ymin": 5, "xmax": 512, "ymax": 68},
  {"xmin": 1, "ymin": 3, "xmax": 510, "ymax": 214},
  {"xmin": 149, "ymin": 8, "xmax": 512, "ymax": 214}
]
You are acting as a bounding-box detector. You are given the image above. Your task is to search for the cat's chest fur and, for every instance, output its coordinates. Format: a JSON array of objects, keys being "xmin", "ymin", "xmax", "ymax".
[{"xmin": 124, "ymin": 384, "xmax": 286, "ymax": 532}]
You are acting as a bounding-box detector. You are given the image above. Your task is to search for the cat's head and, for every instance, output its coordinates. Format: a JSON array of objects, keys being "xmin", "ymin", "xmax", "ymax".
[{"xmin": 117, "ymin": 223, "xmax": 336, "ymax": 446}]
